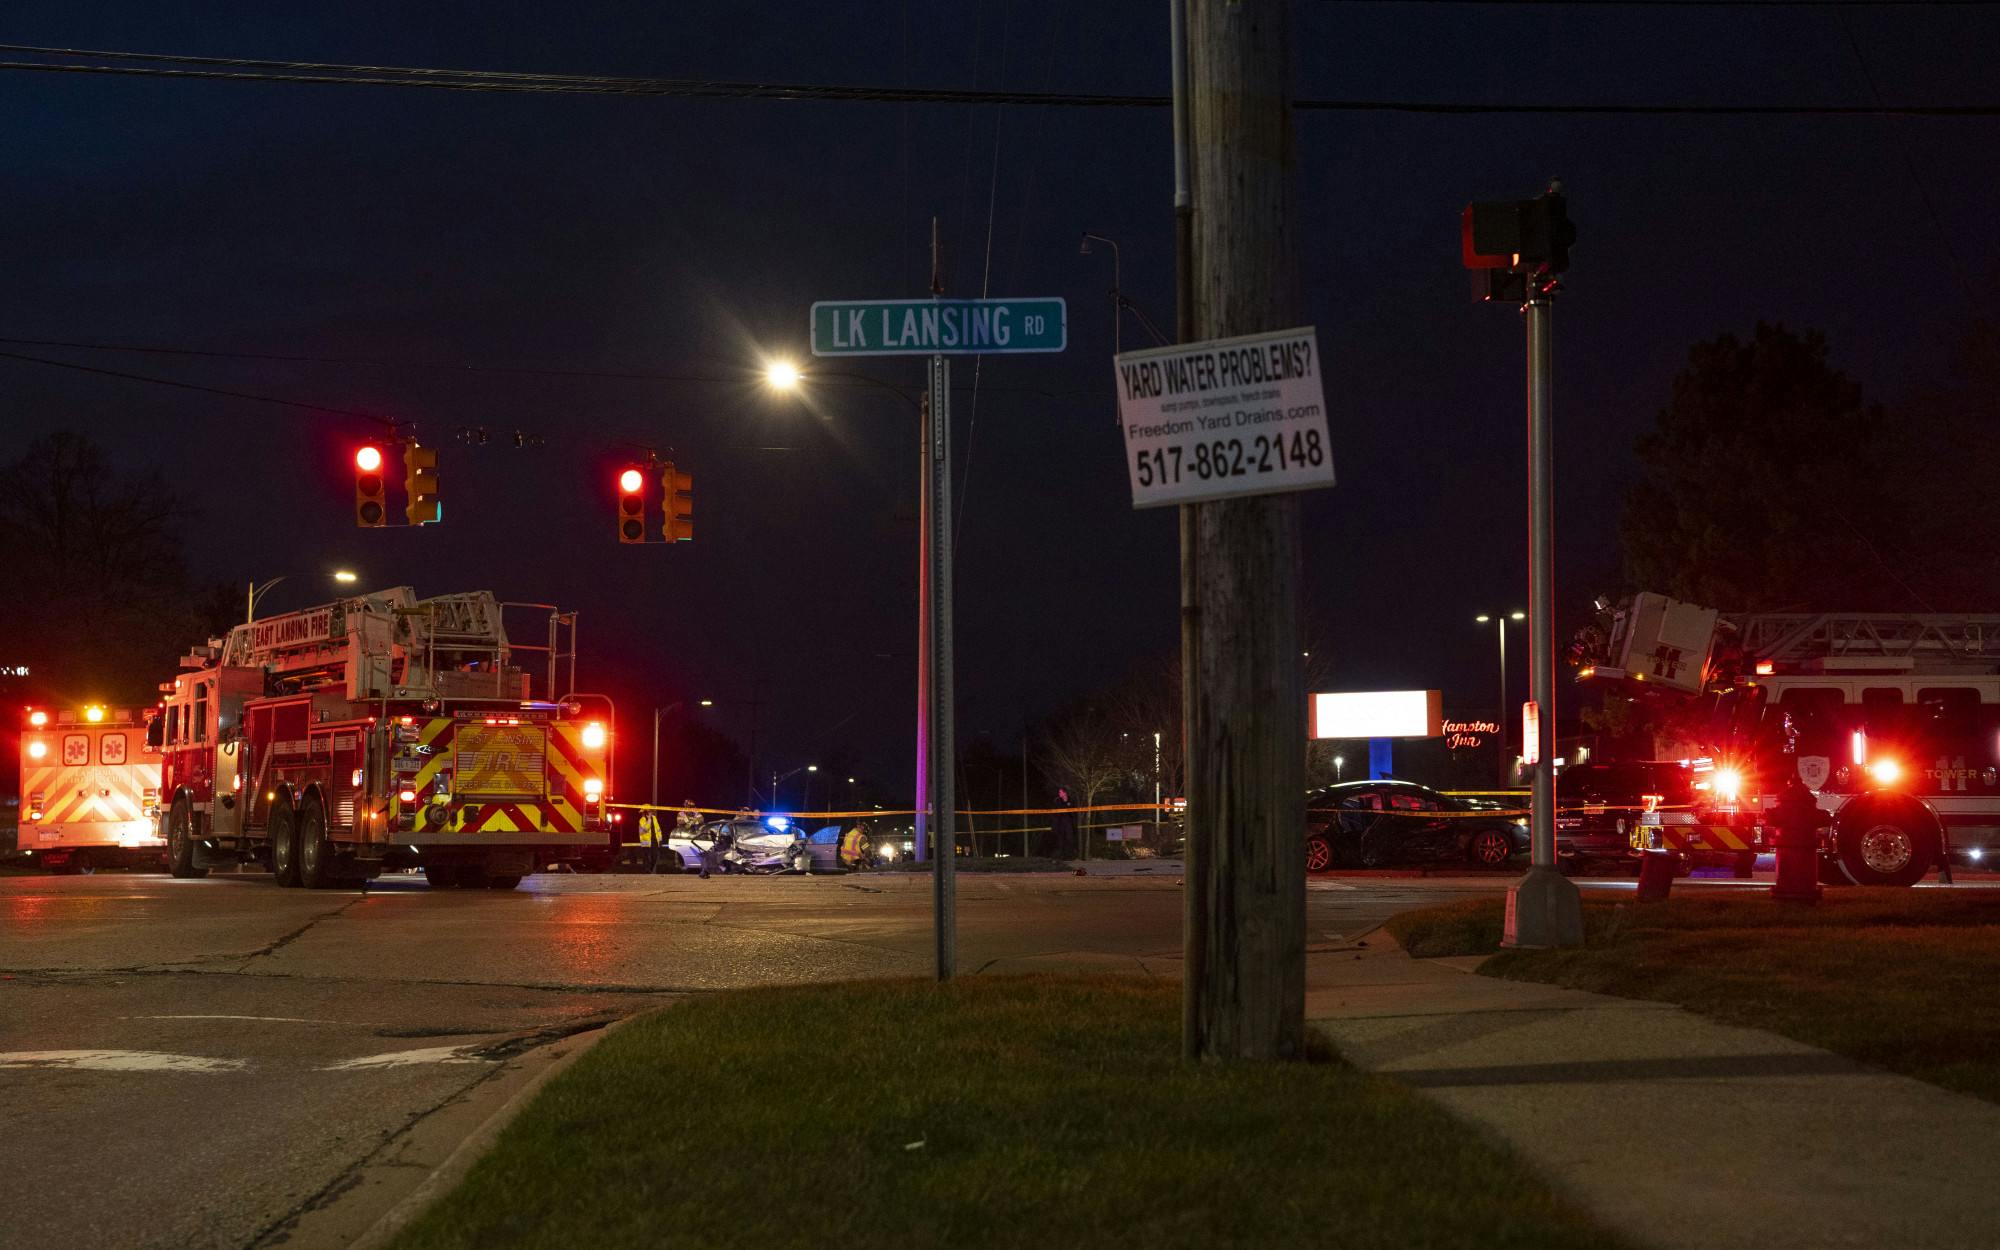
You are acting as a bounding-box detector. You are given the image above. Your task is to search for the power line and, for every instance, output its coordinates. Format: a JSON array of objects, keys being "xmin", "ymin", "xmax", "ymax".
[
  {"xmin": 1832, "ymin": 11, "xmax": 1981, "ymax": 310},
  {"xmin": 1324, "ymin": 1, "xmax": 2000, "ymax": 6},
  {"xmin": 0, "ymin": 348, "xmax": 395, "ymax": 427},
  {"xmin": 0, "ymin": 336, "xmax": 747, "ymax": 385},
  {"xmin": 0, "ymin": 336, "xmax": 1096, "ymax": 405},
  {"xmin": 3, "ymin": 44, "xmax": 1999, "ymax": 115}
]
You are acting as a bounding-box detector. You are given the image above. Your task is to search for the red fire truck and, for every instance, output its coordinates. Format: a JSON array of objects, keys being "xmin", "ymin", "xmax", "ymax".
[
  {"xmin": 1583, "ymin": 592, "xmax": 2000, "ymax": 886},
  {"xmin": 18, "ymin": 704, "xmax": 164, "ymax": 873},
  {"xmin": 152, "ymin": 587, "xmax": 613, "ymax": 889}
]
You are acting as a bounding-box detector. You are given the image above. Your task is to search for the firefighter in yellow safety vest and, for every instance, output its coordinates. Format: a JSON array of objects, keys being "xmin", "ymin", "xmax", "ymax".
[
  {"xmin": 840, "ymin": 821, "xmax": 872, "ymax": 871},
  {"xmin": 638, "ymin": 808, "xmax": 664, "ymax": 873}
]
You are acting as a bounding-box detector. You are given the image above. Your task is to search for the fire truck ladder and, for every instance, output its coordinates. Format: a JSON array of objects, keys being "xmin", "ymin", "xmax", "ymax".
[
  {"xmin": 496, "ymin": 602, "xmax": 576, "ymax": 702},
  {"xmin": 404, "ymin": 592, "xmax": 513, "ymax": 697},
  {"xmin": 1735, "ymin": 612, "xmax": 2000, "ymax": 670}
]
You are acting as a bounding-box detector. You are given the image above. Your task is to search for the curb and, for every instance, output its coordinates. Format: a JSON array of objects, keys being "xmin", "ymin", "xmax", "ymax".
[{"xmin": 347, "ymin": 1012, "xmax": 643, "ymax": 1250}]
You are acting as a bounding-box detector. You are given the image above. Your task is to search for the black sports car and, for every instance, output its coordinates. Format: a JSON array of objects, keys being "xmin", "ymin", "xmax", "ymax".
[{"xmin": 1305, "ymin": 780, "xmax": 1528, "ymax": 870}]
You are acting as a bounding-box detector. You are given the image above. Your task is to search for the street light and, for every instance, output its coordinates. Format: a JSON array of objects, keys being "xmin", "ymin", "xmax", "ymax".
[
  {"xmin": 771, "ymin": 763, "xmax": 818, "ymax": 811},
  {"xmin": 247, "ymin": 570, "xmax": 364, "ymax": 623},
  {"xmin": 1475, "ymin": 611, "xmax": 1527, "ymax": 785},
  {"xmin": 1079, "ymin": 233, "xmax": 1171, "ymax": 357},
  {"xmin": 696, "ymin": 690, "xmax": 764, "ymax": 806},
  {"xmin": 764, "ymin": 359, "xmax": 801, "ymax": 391},
  {"xmin": 763, "ymin": 359, "xmax": 932, "ymax": 860}
]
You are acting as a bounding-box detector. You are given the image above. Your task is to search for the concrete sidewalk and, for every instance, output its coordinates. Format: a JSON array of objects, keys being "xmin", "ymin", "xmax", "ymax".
[{"xmin": 1307, "ymin": 938, "xmax": 2000, "ymax": 1250}]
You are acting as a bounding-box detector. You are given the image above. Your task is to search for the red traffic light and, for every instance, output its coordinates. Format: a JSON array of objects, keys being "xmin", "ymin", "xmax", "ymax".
[
  {"xmin": 619, "ymin": 468, "xmax": 644, "ymax": 494},
  {"xmin": 356, "ymin": 445, "xmax": 384, "ymax": 473}
]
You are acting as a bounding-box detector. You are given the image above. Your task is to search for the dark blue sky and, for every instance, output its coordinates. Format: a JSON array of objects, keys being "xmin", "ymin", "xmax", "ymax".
[{"xmin": 4, "ymin": 1, "xmax": 1995, "ymax": 792}]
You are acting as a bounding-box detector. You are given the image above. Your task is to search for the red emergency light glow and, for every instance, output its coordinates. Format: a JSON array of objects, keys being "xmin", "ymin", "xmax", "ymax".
[
  {"xmin": 355, "ymin": 445, "xmax": 384, "ymax": 473},
  {"xmin": 1755, "ymin": 661, "xmax": 1775, "ymax": 676},
  {"xmin": 28, "ymin": 709, "xmax": 47, "ymax": 727},
  {"xmin": 619, "ymin": 468, "xmax": 644, "ymax": 493}
]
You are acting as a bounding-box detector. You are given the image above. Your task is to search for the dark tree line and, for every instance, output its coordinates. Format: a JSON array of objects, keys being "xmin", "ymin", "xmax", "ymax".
[
  {"xmin": 0, "ymin": 432, "xmax": 237, "ymax": 710},
  {"xmin": 1619, "ymin": 317, "xmax": 2000, "ymax": 613}
]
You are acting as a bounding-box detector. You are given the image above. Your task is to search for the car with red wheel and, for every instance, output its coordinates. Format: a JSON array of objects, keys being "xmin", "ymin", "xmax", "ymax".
[{"xmin": 1305, "ymin": 780, "xmax": 1527, "ymax": 871}]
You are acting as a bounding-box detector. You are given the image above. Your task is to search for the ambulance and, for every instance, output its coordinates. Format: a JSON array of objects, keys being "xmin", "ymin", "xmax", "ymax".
[{"xmin": 18, "ymin": 704, "xmax": 165, "ymax": 874}]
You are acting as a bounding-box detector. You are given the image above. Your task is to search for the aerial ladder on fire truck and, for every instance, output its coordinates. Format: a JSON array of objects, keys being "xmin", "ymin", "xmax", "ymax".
[{"xmin": 1582, "ymin": 592, "xmax": 2000, "ymax": 885}]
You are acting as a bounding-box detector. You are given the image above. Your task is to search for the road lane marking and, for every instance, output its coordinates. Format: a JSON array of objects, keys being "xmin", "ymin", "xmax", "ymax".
[
  {"xmin": 320, "ymin": 1045, "xmax": 494, "ymax": 1070},
  {"xmin": 0, "ymin": 1049, "xmax": 247, "ymax": 1073}
]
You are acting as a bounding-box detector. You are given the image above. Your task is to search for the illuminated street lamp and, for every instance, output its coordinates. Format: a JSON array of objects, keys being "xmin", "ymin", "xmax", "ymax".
[
  {"xmin": 763, "ymin": 359, "xmax": 801, "ymax": 391},
  {"xmin": 762, "ymin": 358, "xmax": 933, "ymax": 857},
  {"xmin": 1475, "ymin": 611, "xmax": 1527, "ymax": 784},
  {"xmin": 247, "ymin": 569, "xmax": 365, "ymax": 623}
]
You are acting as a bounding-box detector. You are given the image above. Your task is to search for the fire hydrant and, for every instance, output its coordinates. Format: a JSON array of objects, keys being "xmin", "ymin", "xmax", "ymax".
[{"xmin": 1769, "ymin": 774, "xmax": 1823, "ymax": 904}]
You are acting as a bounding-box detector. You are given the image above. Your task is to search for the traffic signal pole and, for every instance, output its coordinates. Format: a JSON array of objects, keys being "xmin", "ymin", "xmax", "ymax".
[
  {"xmin": 913, "ymin": 216, "xmax": 956, "ymax": 980},
  {"xmin": 928, "ymin": 348, "xmax": 956, "ymax": 980},
  {"xmin": 1181, "ymin": 0, "xmax": 1308, "ymax": 1062},
  {"xmin": 1503, "ymin": 285, "xmax": 1585, "ymax": 948}
]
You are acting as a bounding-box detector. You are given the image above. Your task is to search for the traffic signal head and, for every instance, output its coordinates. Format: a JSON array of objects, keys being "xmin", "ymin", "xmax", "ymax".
[
  {"xmin": 618, "ymin": 466, "xmax": 645, "ymax": 543},
  {"xmin": 403, "ymin": 444, "xmax": 441, "ymax": 526},
  {"xmin": 355, "ymin": 445, "xmax": 387, "ymax": 527},
  {"xmin": 1462, "ymin": 188, "xmax": 1575, "ymax": 300},
  {"xmin": 662, "ymin": 462, "xmax": 693, "ymax": 543}
]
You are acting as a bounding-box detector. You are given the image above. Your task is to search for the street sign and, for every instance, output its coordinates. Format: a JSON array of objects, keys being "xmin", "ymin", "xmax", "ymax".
[
  {"xmin": 810, "ymin": 298, "xmax": 1067, "ymax": 357},
  {"xmin": 1114, "ymin": 326, "xmax": 1334, "ymax": 509}
]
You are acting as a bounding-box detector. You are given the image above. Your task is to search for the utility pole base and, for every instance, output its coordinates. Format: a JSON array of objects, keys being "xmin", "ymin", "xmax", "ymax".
[{"xmin": 1501, "ymin": 865, "xmax": 1584, "ymax": 949}]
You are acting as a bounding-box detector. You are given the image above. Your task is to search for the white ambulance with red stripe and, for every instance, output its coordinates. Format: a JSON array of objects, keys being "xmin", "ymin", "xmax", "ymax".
[
  {"xmin": 18, "ymin": 704, "xmax": 164, "ymax": 874},
  {"xmin": 154, "ymin": 587, "xmax": 614, "ymax": 890}
]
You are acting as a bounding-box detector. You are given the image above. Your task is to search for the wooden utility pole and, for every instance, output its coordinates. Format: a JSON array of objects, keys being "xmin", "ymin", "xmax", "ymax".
[{"xmin": 1181, "ymin": 0, "xmax": 1308, "ymax": 1061}]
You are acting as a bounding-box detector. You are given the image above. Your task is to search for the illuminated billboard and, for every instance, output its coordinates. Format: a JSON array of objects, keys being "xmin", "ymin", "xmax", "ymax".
[{"xmin": 1310, "ymin": 690, "xmax": 1443, "ymax": 740}]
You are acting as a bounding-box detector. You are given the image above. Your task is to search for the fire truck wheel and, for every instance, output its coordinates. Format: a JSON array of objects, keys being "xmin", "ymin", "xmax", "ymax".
[
  {"xmin": 455, "ymin": 867, "xmax": 491, "ymax": 889},
  {"xmin": 167, "ymin": 800, "xmax": 208, "ymax": 880},
  {"xmin": 1836, "ymin": 811, "xmax": 1936, "ymax": 888},
  {"xmin": 1732, "ymin": 851, "xmax": 1758, "ymax": 880},
  {"xmin": 269, "ymin": 802, "xmax": 300, "ymax": 887},
  {"xmin": 423, "ymin": 864, "xmax": 461, "ymax": 889},
  {"xmin": 69, "ymin": 849, "xmax": 96, "ymax": 876},
  {"xmin": 297, "ymin": 799, "xmax": 336, "ymax": 889},
  {"xmin": 484, "ymin": 875, "xmax": 523, "ymax": 890}
]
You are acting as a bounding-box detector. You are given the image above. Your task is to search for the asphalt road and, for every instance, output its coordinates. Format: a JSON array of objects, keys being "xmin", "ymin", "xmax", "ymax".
[{"xmin": 0, "ymin": 865, "xmax": 1499, "ymax": 1250}]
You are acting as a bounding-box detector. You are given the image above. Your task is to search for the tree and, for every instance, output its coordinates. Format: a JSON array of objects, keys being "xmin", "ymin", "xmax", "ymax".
[
  {"xmin": 0, "ymin": 432, "xmax": 232, "ymax": 706},
  {"xmin": 1620, "ymin": 323, "xmax": 1910, "ymax": 612},
  {"xmin": 1040, "ymin": 708, "xmax": 1128, "ymax": 859}
]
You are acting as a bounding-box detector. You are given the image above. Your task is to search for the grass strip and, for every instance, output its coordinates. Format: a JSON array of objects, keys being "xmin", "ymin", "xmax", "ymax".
[
  {"xmin": 1386, "ymin": 890, "xmax": 2000, "ymax": 1103},
  {"xmin": 391, "ymin": 975, "xmax": 1619, "ymax": 1250}
]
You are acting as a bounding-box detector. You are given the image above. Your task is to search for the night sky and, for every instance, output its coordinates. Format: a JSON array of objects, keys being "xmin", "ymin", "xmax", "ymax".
[{"xmin": 5, "ymin": 1, "xmax": 1995, "ymax": 795}]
